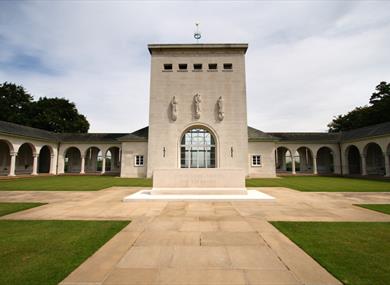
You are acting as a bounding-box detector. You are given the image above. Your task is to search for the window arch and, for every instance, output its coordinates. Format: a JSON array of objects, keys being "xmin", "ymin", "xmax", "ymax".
[{"xmin": 180, "ymin": 128, "xmax": 216, "ymax": 168}]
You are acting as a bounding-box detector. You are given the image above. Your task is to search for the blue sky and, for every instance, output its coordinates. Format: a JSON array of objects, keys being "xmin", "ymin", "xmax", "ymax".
[{"xmin": 1, "ymin": 1, "xmax": 389, "ymax": 132}]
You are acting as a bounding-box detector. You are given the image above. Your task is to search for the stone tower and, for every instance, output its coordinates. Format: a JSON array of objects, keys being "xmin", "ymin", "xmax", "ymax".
[{"xmin": 147, "ymin": 44, "xmax": 249, "ymax": 191}]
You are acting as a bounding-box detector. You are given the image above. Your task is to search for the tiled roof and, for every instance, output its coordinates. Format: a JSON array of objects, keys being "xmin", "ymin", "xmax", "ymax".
[
  {"xmin": 117, "ymin": 126, "xmax": 148, "ymax": 141},
  {"xmin": 266, "ymin": 122, "xmax": 390, "ymax": 142},
  {"xmin": 340, "ymin": 121, "xmax": 390, "ymax": 141},
  {"xmin": 131, "ymin": 126, "xmax": 149, "ymax": 139},
  {"xmin": 0, "ymin": 120, "xmax": 59, "ymax": 141},
  {"xmin": 0, "ymin": 120, "xmax": 150, "ymax": 143},
  {"xmin": 1, "ymin": 120, "xmax": 389, "ymax": 144},
  {"xmin": 267, "ymin": 132, "xmax": 340, "ymax": 142},
  {"xmin": 59, "ymin": 133, "xmax": 129, "ymax": 143},
  {"xmin": 248, "ymin": 126, "xmax": 279, "ymax": 141}
]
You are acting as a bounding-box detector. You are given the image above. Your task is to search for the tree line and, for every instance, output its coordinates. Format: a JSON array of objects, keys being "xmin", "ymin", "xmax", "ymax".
[
  {"xmin": 328, "ymin": 81, "xmax": 390, "ymax": 132},
  {"xmin": 0, "ymin": 82, "xmax": 89, "ymax": 133},
  {"xmin": 1, "ymin": 81, "xmax": 389, "ymax": 133}
]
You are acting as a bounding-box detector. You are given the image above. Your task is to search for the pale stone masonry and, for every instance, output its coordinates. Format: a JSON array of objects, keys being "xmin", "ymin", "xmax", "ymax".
[
  {"xmin": 0, "ymin": 43, "xmax": 389, "ymax": 178},
  {"xmin": 147, "ymin": 44, "xmax": 248, "ymax": 178}
]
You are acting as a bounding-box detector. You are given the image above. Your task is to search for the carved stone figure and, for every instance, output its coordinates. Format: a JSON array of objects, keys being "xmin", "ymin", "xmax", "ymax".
[
  {"xmin": 171, "ymin": 96, "xmax": 178, "ymax": 121},
  {"xmin": 194, "ymin": 93, "xmax": 201, "ymax": 119},
  {"xmin": 217, "ymin": 96, "xmax": 224, "ymax": 121}
]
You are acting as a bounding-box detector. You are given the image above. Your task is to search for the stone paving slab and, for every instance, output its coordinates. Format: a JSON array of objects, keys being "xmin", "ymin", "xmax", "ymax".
[
  {"xmin": 60, "ymin": 226, "xmax": 142, "ymax": 284},
  {"xmin": 158, "ymin": 268, "xmax": 247, "ymax": 285},
  {"xmin": 135, "ymin": 231, "xmax": 201, "ymax": 246},
  {"xmin": 227, "ymin": 246, "xmax": 286, "ymax": 270},
  {"xmin": 244, "ymin": 269, "xmax": 300, "ymax": 285},
  {"xmin": 117, "ymin": 246, "xmax": 174, "ymax": 269},
  {"xmin": 2, "ymin": 186, "xmax": 390, "ymax": 285},
  {"xmin": 201, "ymin": 232, "xmax": 265, "ymax": 246},
  {"xmin": 179, "ymin": 220, "xmax": 219, "ymax": 232},
  {"xmin": 170, "ymin": 246, "xmax": 231, "ymax": 268},
  {"xmin": 103, "ymin": 268, "xmax": 159, "ymax": 285},
  {"xmin": 261, "ymin": 230, "xmax": 341, "ymax": 285}
]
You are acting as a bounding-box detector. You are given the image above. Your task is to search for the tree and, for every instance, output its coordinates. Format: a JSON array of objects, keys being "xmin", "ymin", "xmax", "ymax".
[
  {"xmin": 0, "ymin": 82, "xmax": 33, "ymax": 125},
  {"xmin": 0, "ymin": 82, "xmax": 89, "ymax": 133},
  {"xmin": 328, "ymin": 81, "xmax": 390, "ymax": 132},
  {"xmin": 369, "ymin": 81, "xmax": 390, "ymax": 104},
  {"xmin": 30, "ymin": 97, "xmax": 90, "ymax": 133}
]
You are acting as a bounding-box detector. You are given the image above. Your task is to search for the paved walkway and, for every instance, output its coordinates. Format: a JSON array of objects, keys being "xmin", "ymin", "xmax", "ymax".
[{"xmin": 1, "ymin": 187, "xmax": 390, "ymax": 285}]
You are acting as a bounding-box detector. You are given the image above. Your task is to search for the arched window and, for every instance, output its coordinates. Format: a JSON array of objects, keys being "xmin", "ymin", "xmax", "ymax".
[{"xmin": 181, "ymin": 128, "xmax": 216, "ymax": 168}]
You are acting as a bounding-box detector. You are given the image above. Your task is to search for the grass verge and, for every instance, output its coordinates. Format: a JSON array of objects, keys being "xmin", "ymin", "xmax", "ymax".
[
  {"xmin": 357, "ymin": 204, "xmax": 390, "ymax": 215},
  {"xmin": 272, "ymin": 221, "xmax": 390, "ymax": 285},
  {"xmin": 1, "ymin": 176, "xmax": 389, "ymax": 192},
  {"xmin": 0, "ymin": 220, "xmax": 129, "ymax": 285},
  {"xmin": 246, "ymin": 176, "xmax": 390, "ymax": 192},
  {"xmin": 0, "ymin": 175, "xmax": 152, "ymax": 191},
  {"xmin": 0, "ymin": 202, "xmax": 45, "ymax": 217}
]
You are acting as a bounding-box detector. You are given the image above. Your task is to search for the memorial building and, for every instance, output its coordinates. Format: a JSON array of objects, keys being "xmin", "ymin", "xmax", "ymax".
[{"xmin": 0, "ymin": 43, "xmax": 390, "ymax": 183}]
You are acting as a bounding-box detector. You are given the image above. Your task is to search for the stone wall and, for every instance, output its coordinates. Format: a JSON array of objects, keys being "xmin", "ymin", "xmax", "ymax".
[
  {"xmin": 147, "ymin": 45, "xmax": 249, "ymax": 177},
  {"xmin": 248, "ymin": 141, "xmax": 277, "ymax": 178},
  {"xmin": 120, "ymin": 142, "xmax": 148, "ymax": 178}
]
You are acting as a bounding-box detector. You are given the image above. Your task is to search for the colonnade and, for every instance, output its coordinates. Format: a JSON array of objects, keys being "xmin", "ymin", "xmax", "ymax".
[
  {"xmin": 0, "ymin": 140, "xmax": 56, "ymax": 176},
  {"xmin": 276, "ymin": 145, "xmax": 338, "ymax": 175},
  {"xmin": 62, "ymin": 146, "xmax": 121, "ymax": 175},
  {"xmin": 343, "ymin": 142, "xmax": 389, "ymax": 177},
  {"xmin": 276, "ymin": 141, "xmax": 390, "ymax": 177}
]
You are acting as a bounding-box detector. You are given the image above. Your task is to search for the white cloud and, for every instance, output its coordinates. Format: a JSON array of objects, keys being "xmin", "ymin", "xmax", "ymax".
[{"xmin": 0, "ymin": 1, "xmax": 389, "ymax": 132}]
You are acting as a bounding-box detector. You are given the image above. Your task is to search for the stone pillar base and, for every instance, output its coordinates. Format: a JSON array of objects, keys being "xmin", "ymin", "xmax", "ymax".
[
  {"xmin": 152, "ymin": 187, "xmax": 247, "ymax": 195},
  {"xmin": 152, "ymin": 168, "xmax": 247, "ymax": 195}
]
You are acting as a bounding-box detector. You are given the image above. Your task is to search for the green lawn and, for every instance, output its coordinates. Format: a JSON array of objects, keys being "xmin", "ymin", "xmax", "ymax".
[
  {"xmin": 1, "ymin": 176, "xmax": 389, "ymax": 192},
  {"xmin": 272, "ymin": 222, "xmax": 390, "ymax": 285},
  {"xmin": 357, "ymin": 204, "xmax": 390, "ymax": 215},
  {"xmin": 0, "ymin": 219, "xmax": 129, "ymax": 285},
  {"xmin": 246, "ymin": 176, "xmax": 390, "ymax": 192},
  {"xmin": 0, "ymin": 175, "xmax": 152, "ymax": 191},
  {"xmin": 0, "ymin": 202, "xmax": 45, "ymax": 217}
]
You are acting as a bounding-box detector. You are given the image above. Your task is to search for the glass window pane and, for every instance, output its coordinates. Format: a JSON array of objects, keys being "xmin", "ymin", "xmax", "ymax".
[
  {"xmin": 190, "ymin": 149, "xmax": 197, "ymax": 168},
  {"xmin": 181, "ymin": 128, "xmax": 216, "ymax": 168}
]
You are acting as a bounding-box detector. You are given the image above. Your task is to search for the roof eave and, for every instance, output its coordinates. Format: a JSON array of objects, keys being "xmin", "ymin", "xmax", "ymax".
[
  {"xmin": 275, "ymin": 140, "xmax": 339, "ymax": 144},
  {"xmin": 0, "ymin": 131, "xmax": 59, "ymax": 143},
  {"xmin": 248, "ymin": 138, "xmax": 280, "ymax": 142},
  {"xmin": 340, "ymin": 133, "xmax": 390, "ymax": 143},
  {"xmin": 148, "ymin": 43, "xmax": 248, "ymax": 54},
  {"xmin": 117, "ymin": 139, "xmax": 148, "ymax": 142},
  {"xmin": 60, "ymin": 140, "xmax": 122, "ymax": 144}
]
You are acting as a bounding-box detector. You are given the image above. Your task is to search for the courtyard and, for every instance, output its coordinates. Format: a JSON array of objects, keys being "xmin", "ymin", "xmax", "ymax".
[
  {"xmin": 0, "ymin": 176, "xmax": 389, "ymax": 285},
  {"xmin": 1, "ymin": 1, "xmax": 390, "ymax": 284}
]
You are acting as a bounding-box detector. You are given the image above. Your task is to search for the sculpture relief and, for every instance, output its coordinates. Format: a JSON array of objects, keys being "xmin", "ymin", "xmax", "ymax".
[
  {"xmin": 194, "ymin": 93, "xmax": 201, "ymax": 119},
  {"xmin": 170, "ymin": 96, "xmax": 178, "ymax": 121},
  {"xmin": 217, "ymin": 96, "xmax": 224, "ymax": 121}
]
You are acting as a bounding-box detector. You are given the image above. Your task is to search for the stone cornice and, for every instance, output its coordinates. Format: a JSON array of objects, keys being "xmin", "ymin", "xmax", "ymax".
[{"xmin": 148, "ymin": 43, "xmax": 248, "ymax": 54}]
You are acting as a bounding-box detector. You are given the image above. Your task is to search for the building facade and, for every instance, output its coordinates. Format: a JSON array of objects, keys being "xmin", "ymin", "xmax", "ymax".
[{"xmin": 0, "ymin": 44, "xmax": 390, "ymax": 178}]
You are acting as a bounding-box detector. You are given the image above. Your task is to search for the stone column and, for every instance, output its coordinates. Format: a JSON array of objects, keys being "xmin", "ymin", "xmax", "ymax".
[
  {"xmin": 333, "ymin": 153, "xmax": 341, "ymax": 174},
  {"xmin": 291, "ymin": 155, "xmax": 296, "ymax": 175},
  {"xmin": 313, "ymin": 156, "xmax": 318, "ymax": 175},
  {"xmin": 343, "ymin": 164, "xmax": 349, "ymax": 175},
  {"xmin": 113, "ymin": 152, "xmax": 117, "ymax": 171},
  {"xmin": 385, "ymin": 153, "xmax": 390, "ymax": 177},
  {"xmin": 300, "ymin": 150, "xmax": 307, "ymax": 172},
  {"xmin": 340, "ymin": 147, "xmax": 348, "ymax": 175},
  {"xmin": 101, "ymin": 156, "xmax": 106, "ymax": 174},
  {"xmin": 32, "ymin": 153, "xmax": 38, "ymax": 175},
  {"xmin": 80, "ymin": 155, "xmax": 85, "ymax": 174},
  {"xmin": 50, "ymin": 154, "xmax": 56, "ymax": 175},
  {"xmin": 361, "ymin": 154, "xmax": 367, "ymax": 176},
  {"xmin": 282, "ymin": 155, "xmax": 286, "ymax": 171},
  {"xmin": 8, "ymin": 151, "xmax": 16, "ymax": 176}
]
